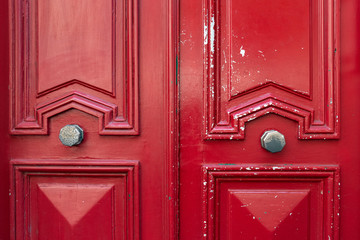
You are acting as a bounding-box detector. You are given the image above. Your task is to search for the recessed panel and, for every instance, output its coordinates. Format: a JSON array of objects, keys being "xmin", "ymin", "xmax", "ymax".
[
  {"xmin": 202, "ymin": 165, "xmax": 340, "ymax": 240},
  {"xmin": 224, "ymin": 0, "xmax": 310, "ymax": 97},
  {"xmin": 11, "ymin": 159, "xmax": 139, "ymax": 240},
  {"xmin": 205, "ymin": 0, "xmax": 339, "ymax": 139},
  {"xmin": 38, "ymin": 0, "xmax": 113, "ymax": 93},
  {"xmin": 10, "ymin": 0, "xmax": 138, "ymax": 135}
]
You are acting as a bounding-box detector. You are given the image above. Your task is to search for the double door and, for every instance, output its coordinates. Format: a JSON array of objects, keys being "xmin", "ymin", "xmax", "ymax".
[{"xmin": 0, "ymin": 0, "xmax": 359, "ymax": 239}]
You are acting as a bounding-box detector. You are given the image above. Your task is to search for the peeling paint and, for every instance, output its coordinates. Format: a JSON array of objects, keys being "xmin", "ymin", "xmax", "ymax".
[
  {"xmin": 210, "ymin": 15, "xmax": 215, "ymax": 53},
  {"xmin": 240, "ymin": 46, "xmax": 245, "ymax": 57}
]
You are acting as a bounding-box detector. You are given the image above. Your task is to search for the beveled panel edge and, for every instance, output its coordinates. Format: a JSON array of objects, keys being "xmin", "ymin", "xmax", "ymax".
[
  {"xmin": 10, "ymin": 159, "xmax": 140, "ymax": 240},
  {"xmin": 201, "ymin": 164, "xmax": 340, "ymax": 240},
  {"xmin": 203, "ymin": 0, "xmax": 340, "ymax": 140},
  {"xmin": 9, "ymin": 0, "xmax": 139, "ymax": 135}
]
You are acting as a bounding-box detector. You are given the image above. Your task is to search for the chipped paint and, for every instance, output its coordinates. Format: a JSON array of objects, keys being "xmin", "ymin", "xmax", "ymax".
[
  {"xmin": 240, "ymin": 46, "xmax": 245, "ymax": 57},
  {"xmin": 204, "ymin": 22, "xmax": 208, "ymax": 45},
  {"xmin": 210, "ymin": 15, "xmax": 215, "ymax": 53}
]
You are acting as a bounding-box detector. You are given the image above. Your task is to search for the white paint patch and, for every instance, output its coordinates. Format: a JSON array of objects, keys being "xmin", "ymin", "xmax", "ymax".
[
  {"xmin": 252, "ymin": 106, "xmax": 261, "ymax": 112},
  {"xmin": 272, "ymin": 167, "xmax": 283, "ymax": 170},
  {"xmin": 210, "ymin": 15, "xmax": 215, "ymax": 53},
  {"xmin": 240, "ymin": 46, "xmax": 245, "ymax": 57}
]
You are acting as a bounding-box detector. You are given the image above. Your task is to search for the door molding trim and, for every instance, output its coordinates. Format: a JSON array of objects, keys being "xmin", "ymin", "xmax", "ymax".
[{"xmin": 164, "ymin": 0, "xmax": 180, "ymax": 239}]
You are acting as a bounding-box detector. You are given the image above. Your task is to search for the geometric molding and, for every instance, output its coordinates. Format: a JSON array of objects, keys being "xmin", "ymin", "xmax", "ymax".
[
  {"xmin": 11, "ymin": 91, "xmax": 137, "ymax": 135},
  {"xmin": 202, "ymin": 164, "xmax": 340, "ymax": 240},
  {"xmin": 204, "ymin": 0, "xmax": 339, "ymax": 140},
  {"xmin": 10, "ymin": 159, "xmax": 139, "ymax": 240},
  {"xmin": 10, "ymin": 0, "xmax": 138, "ymax": 135}
]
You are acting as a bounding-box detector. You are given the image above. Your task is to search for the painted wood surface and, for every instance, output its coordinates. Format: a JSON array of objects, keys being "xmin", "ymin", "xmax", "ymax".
[
  {"xmin": 3, "ymin": 0, "xmax": 178, "ymax": 239},
  {"xmin": 179, "ymin": 0, "xmax": 360, "ymax": 239},
  {"xmin": 0, "ymin": 0, "xmax": 359, "ymax": 239}
]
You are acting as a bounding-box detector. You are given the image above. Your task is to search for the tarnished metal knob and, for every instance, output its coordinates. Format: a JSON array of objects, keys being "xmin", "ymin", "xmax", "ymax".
[
  {"xmin": 261, "ymin": 130, "xmax": 286, "ymax": 153},
  {"xmin": 59, "ymin": 125, "xmax": 84, "ymax": 147}
]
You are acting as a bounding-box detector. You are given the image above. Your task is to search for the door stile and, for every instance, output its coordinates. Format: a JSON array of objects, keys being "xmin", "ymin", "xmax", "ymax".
[
  {"xmin": 0, "ymin": 0, "xmax": 10, "ymax": 238},
  {"xmin": 164, "ymin": 0, "xmax": 180, "ymax": 239}
]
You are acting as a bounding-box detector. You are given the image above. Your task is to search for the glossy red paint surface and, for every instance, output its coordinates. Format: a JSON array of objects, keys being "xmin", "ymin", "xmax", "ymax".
[
  {"xmin": 180, "ymin": 0, "xmax": 360, "ymax": 239},
  {"xmin": 0, "ymin": 0, "xmax": 359, "ymax": 239},
  {"xmin": 203, "ymin": 0, "xmax": 339, "ymax": 140},
  {"xmin": 1, "ymin": 0, "xmax": 178, "ymax": 239},
  {"xmin": 11, "ymin": 159, "xmax": 139, "ymax": 240},
  {"xmin": 202, "ymin": 165, "xmax": 339, "ymax": 239},
  {"xmin": 11, "ymin": 0, "xmax": 138, "ymax": 135}
]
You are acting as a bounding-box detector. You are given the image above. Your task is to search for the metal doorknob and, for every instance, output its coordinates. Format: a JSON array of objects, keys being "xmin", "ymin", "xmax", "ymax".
[
  {"xmin": 261, "ymin": 130, "xmax": 286, "ymax": 153},
  {"xmin": 59, "ymin": 125, "xmax": 84, "ymax": 146}
]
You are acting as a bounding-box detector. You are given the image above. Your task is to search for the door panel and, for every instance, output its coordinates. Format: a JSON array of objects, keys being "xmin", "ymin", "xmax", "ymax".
[
  {"xmin": 180, "ymin": 0, "xmax": 360, "ymax": 239},
  {"xmin": 1, "ymin": 0, "xmax": 177, "ymax": 239},
  {"xmin": 203, "ymin": 0, "xmax": 338, "ymax": 140},
  {"xmin": 1, "ymin": 0, "xmax": 360, "ymax": 239},
  {"xmin": 10, "ymin": 0, "xmax": 138, "ymax": 135},
  {"xmin": 11, "ymin": 159, "xmax": 138, "ymax": 240},
  {"xmin": 202, "ymin": 165, "xmax": 339, "ymax": 239}
]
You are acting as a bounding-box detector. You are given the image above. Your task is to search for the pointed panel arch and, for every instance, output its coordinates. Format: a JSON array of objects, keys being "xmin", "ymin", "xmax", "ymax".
[
  {"xmin": 204, "ymin": 0, "xmax": 339, "ymax": 139},
  {"xmin": 10, "ymin": 0, "xmax": 138, "ymax": 135}
]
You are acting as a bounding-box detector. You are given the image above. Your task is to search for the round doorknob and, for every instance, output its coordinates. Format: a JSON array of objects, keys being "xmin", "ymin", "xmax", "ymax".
[
  {"xmin": 59, "ymin": 125, "xmax": 84, "ymax": 147},
  {"xmin": 261, "ymin": 130, "xmax": 286, "ymax": 153}
]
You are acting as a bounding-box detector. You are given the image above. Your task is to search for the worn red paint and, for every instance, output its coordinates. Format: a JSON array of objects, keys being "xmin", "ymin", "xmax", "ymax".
[
  {"xmin": 202, "ymin": 165, "xmax": 340, "ymax": 239},
  {"xmin": 203, "ymin": 0, "xmax": 339, "ymax": 140},
  {"xmin": 180, "ymin": 0, "xmax": 360, "ymax": 239},
  {"xmin": 0, "ymin": 0, "xmax": 359, "ymax": 239}
]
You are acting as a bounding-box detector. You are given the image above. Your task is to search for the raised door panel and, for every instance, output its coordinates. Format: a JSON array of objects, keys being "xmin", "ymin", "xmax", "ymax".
[
  {"xmin": 2, "ymin": 0, "xmax": 178, "ymax": 239},
  {"xmin": 202, "ymin": 165, "xmax": 339, "ymax": 240},
  {"xmin": 178, "ymin": 0, "xmax": 360, "ymax": 239},
  {"xmin": 11, "ymin": 159, "xmax": 139, "ymax": 240},
  {"xmin": 10, "ymin": 0, "xmax": 138, "ymax": 135},
  {"xmin": 204, "ymin": 0, "xmax": 339, "ymax": 140}
]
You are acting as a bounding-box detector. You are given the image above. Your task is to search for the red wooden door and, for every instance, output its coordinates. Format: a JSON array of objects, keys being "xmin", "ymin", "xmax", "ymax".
[
  {"xmin": 179, "ymin": 0, "xmax": 360, "ymax": 239},
  {"xmin": 0, "ymin": 0, "xmax": 360, "ymax": 240},
  {"xmin": 0, "ymin": 0, "xmax": 177, "ymax": 239}
]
